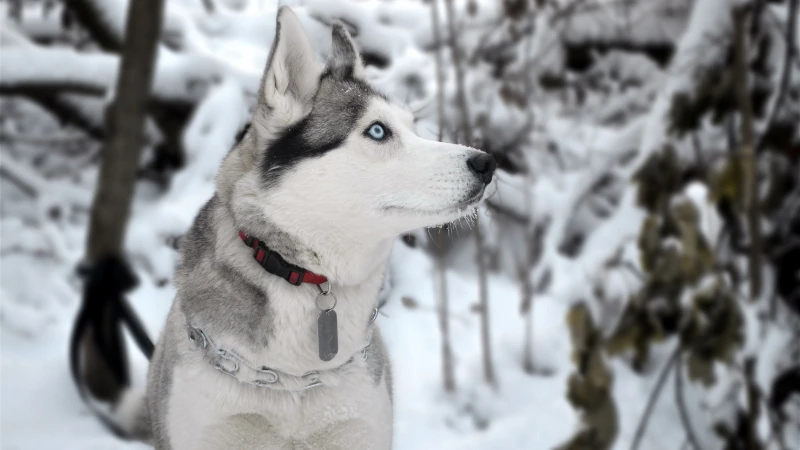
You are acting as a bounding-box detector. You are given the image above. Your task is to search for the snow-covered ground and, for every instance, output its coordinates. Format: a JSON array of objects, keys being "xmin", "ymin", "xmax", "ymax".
[
  {"xmin": 6, "ymin": 0, "xmax": 793, "ymax": 448},
  {"xmin": 0, "ymin": 104, "xmax": 687, "ymax": 450},
  {"xmin": 0, "ymin": 217, "xmax": 688, "ymax": 450}
]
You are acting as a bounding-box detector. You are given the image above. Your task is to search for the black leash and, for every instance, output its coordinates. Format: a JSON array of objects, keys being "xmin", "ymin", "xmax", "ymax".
[{"xmin": 69, "ymin": 256, "xmax": 155, "ymax": 437}]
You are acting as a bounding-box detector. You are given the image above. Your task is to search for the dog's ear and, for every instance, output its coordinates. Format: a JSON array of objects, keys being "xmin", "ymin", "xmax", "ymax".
[
  {"xmin": 259, "ymin": 7, "xmax": 321, "ymax": 109},
  {"xmin": 328, "ymin": 23, "xmax": 366, "ymax": 80}
]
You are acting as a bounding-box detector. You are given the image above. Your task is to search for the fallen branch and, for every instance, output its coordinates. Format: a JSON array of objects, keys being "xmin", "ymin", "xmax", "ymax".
[{"xmin": 0, "ymin": 46, "xmax": 198, "ymax": 104}]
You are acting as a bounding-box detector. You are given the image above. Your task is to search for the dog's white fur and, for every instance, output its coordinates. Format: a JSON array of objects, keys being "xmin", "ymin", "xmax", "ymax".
[{"xmin": 134, "ymin": 7, "xmax": 492, "ymax": 449}]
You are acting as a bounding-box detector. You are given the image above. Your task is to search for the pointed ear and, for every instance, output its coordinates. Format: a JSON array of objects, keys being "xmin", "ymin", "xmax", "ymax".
[
  {"xmin": 328, "ymin": 23, "xmax": 366, "ymax": 80},
  {"xmin": 260, "ymin": 7, "xmax": 321, "ymax": 109}
]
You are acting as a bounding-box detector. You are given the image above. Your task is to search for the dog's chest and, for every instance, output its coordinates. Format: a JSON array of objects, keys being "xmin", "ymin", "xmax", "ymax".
[
  {"xmin": 241, "ymin": 281, "xmax": 379, "ymax": 373},
  {"xmin": 169, "ymin": 245, "xmax": 390, "ymax": 448},
  {"xmin": 166, "ymin": 333, "xmax": 392, "ymax": 449}
]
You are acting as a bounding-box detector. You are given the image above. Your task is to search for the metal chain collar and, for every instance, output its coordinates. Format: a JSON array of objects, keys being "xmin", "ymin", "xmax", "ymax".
[{"xmin": 186, "ymin": 306, "xmax": 379, "ymax": 393}]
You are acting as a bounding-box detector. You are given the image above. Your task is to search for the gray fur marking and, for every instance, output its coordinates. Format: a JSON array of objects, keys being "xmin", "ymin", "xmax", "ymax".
[
  {"xmin": 178, "ymin": 196, "xmax": 275, "ymax": 347},
  {"xmin": 260, "ymin": 74, "xmax": 383, "ymax": 186},
  {"xmin": 147, "ymin": 312, "xmax": 180, "ymax": 450},
  {"xmin": 365, "ymin": 331, "xmax": 386, "ymax": 386},
  {"xmin": 329, "ymin": 23, "xmax": 360, "ymax": 79}
]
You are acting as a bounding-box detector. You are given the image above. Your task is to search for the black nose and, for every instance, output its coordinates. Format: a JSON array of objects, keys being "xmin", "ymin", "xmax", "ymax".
[{"xmin": 467, "ymin": 153, "xmax": 497, "ymax": 185}]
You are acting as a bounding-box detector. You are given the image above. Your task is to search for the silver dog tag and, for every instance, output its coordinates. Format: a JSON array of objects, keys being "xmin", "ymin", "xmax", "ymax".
[{"xmin": 317, "ymin": 309, "xmax": 338, "ymax": 361}]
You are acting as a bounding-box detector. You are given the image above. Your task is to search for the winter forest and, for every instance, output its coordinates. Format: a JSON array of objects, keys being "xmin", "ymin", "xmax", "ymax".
[{"xmin": 1, "ymin": 0, "xmax": 799, "ymax": 449}]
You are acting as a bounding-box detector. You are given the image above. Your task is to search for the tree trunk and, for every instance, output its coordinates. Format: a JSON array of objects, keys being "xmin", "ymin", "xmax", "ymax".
[
  {"xmin": 81, "ymin": 0, "xmax": 165, "ymax": 401},
  {"xmin": 732, "ymin": 5, "xmax": 762, "ymax": 301},
  {"xmin": 433, "ymin": 229, "xmax": 456, "ymax": 393},
  {"xmin": 475, "ymin": 215, "xmax": 496, "ymax": 387},
  {"xmin": 66, "ymin": 0, "xmax": 187, "ymax": 179},
  {"xmin": 520, "ymin": 5, "xmax": 538, "ymax": 375},
  {"xmin": 444, "ymin": 0, "xmax": 496, "ymax": 388},
  {"xmin": 521, "ymin": 233, "xmax": 535, "ymax": 374},
  {"xmin": 444, "ymin": 0, "xmax": 472, "ymax": 142},
  {"xmin": 522, "ymin": 287, "xmax": 535, "ymax": 374},
  {"xmin": 431, "ymin": 0, "xmax": 456, "ymax": 394}
]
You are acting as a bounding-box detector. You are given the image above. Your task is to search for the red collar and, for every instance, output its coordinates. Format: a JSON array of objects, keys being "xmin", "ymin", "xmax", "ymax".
[{"xmin": 238, "ymin": 231, "xmax": 328, "ymax": 286}]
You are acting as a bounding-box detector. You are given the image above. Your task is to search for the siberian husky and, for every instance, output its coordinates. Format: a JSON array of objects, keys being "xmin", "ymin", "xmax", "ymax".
[{"xmin": 108, "ymin": 7, "xmax": 496, "ymax": 449}]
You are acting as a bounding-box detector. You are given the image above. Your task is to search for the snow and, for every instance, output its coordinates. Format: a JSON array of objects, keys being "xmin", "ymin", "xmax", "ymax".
[
  {"xmin": 0, "ymin": 48, "xmax": 120, "ymax": 94},
  {"xmin": 635, "ymin": 0, "xmax": 732, "ymax": 165},
  {"xmin": 2, "ymin": 0, "xmax": 798, "ymax": 449},
  {"xmin": 561, "ymin": 0, "xmax": 690, "ymax": 45}
]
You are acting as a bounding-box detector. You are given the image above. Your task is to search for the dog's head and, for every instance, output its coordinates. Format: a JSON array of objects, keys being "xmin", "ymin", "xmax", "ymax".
[{"xmin": 225, "ymin": 7, "xmax": 495, "ymax": 240}]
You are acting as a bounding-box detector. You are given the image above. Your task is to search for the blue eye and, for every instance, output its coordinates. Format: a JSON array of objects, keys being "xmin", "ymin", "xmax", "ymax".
[{"xmin": 366, "ymin": 123, "xmax": 387, "ymax": 140}]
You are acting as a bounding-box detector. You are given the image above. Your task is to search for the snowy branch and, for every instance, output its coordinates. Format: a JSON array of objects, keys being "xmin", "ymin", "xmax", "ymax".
[
  {"xmin": 0, "ymin": 155, "xmax": 45, "ymax": 198},
  {"xmin": 0, "ymin": 47, "xmax": 114, "ymax": 96},
  {"xmin": 65, "ymin": 0, "xmax": 127, "ymax": 51},
  {"xmin": 756, "ymin": 0, "xmax": 798, "ymax": 152}
]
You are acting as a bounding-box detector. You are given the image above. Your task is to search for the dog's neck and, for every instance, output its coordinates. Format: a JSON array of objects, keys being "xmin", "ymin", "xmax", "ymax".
[
  {"xmin": 242, "ymin": 223, "xmax": 392, "ymax": 286},
  {"xmin": 227, "ymin": 199, "xmax": 393, "ymax": 288},
  {"xmin": 198, "ymin": 200, "xmax": 388, "ymax": 371}
]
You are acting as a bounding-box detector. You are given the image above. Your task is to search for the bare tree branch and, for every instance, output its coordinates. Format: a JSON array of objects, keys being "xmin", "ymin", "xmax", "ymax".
[
  {"xmin": 519, "ymin": 1, "xmax": 540, "ymax": 374},
  {"xmin": 485, "ymin": 199, "xmax": 530, "ymax": 225},
  {"xmin": 430, "ymin": 0, "xmax": 456, "ymax": 394},
  {"xmin": 24, "ymin": 93, "xmax": 107, "ymax": 140},
  {"xmin": 444, "ymin": 0, "xmax": 496, "ymax": 388},
  {"xmin": 675, "ymin": 356, "xmax": 704, "ymax": 450},
  {"xmin": 732, "ymin": 5, "xmax": 763, "ymax": 300},
  {"xmin": 65, "ymin": 0, "xmax": 125, "ymax": 51},
  {"xmin": 629, "ymin": 347, "xmax": 679, "ymax": 450},
  {"xmin": 63, "ymin": 0, "xmax": 190, "ymax": 172},
  {"xmin": 0, "ymin": 81, "xmax": 106, "ymax": 97},
  {"xmin": 0, "ymin": 24, "xmax": 107, "ymax": 139},
  {"xmin": 742, "ymin": 357, "xmax": 762, "ymax": 450},
  {"xmin": 756, "ymin": 0, "xmax": 797, "ymax": 152},
  {"xmin": 444, "ymin": 0, "xmax": 472, "ymax": 145}
]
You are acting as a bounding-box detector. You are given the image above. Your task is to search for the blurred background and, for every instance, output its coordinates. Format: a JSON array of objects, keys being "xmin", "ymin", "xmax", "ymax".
[{"xmin": 1, "ymin": 0, "xmax": 799, "ymax": 449}]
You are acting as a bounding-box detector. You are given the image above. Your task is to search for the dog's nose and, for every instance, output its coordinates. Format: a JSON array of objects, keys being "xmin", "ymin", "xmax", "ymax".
[{"xmin": 467, "ymin": 153, "xmax": 497, "ymax": 185}]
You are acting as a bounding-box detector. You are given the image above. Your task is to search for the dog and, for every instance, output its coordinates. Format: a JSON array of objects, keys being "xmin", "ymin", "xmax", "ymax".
[{"xmin": 107, "ymin": 7, "xmax": 496, "ymax": 449}]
